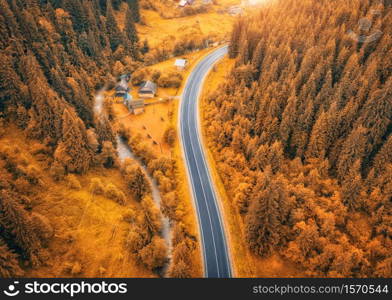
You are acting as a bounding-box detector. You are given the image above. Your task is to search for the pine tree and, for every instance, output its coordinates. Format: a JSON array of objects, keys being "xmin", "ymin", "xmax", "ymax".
[
  {"xmin": 228, "ymin": 18, "xmax": 243, "ymax": 58},
  {"xmin": 245, "ymin": 170, "xmax": 288, "ymax": 257},
  {"xmin": 373, "ymin": 135, "xmax": 392, "ymax": 176},
  {"xmin": 106, "ymin": 0, "xmax": 123, "ymax": 52},
  {"xmin": 54, "ymin": 108, "xmax": 93, "ymax": 173},
  {"xmin": 127, "ymin": 0, "xmax": 140, "ymax": 23},
  {"xmin": 0, "ymin": 238, "xmax": 23, "ymax": 278},
  {"xmin": 251, "ymin": 40, "xmax": 265, "ymax": 79},
  {"xmin": 124, "ymin": 4, "xmax": 138, "ymax": 59},
  {"xmin": 64, "ymin": 0, "xmax": 88, "ymax": 33},
  {"xmin": 124, "ymin": 165, "xmax": 151, "ymax": 201},
  {"xmin": 140, "ymin": 196, "xmax": 161, "ymax": 237},
  {"xmin": 139, "ymin": 236, "xmax": 167, "ymax": 270},
  {"xmin": 168, "ymin": 259, "xmax": 191, "ymax": 278},
  {"xmin": 0, "ymin": 190, "xmax": 42, "ymax": 267},
  {"xmin": 24, "ymin": 54, "xmax": 65, "ymax": 143}
]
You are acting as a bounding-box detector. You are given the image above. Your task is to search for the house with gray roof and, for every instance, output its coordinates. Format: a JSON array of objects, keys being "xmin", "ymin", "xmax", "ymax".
[{"xmin": 138, "ymin": 80, "xmax": 157, "ymax": 98}]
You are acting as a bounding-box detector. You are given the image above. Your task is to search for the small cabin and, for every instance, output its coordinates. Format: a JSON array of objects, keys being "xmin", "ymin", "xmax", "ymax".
[
  {"xmin": 138, "ymin": 81, "xmax": 157, "ymax": 98},
  {"xmin": 174, "ymin": 59, "xmax": 188, "ymax": 71},
  {"xmin": 130, "ymin": 99, "xmax": 145, "ymax": 115},
  {"xmin": 115, "ymin": 79, "xmax": 130, "ymax": 97}
]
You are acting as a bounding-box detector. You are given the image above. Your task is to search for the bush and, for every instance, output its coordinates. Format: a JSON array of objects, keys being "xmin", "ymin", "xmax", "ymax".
[
  {"xmin": 139, "ymin": 236, "xmax": 167, "ymax": 270},
  {"xmin": 158, "ymin": 72, "xmax": 183, "ymax": 88},
  {"xmin": 66, "ymin": 174, "xmax": 81, "ymax": 190},
  {"xmin": 163, "ymin": 126, "xmax": 176, "ymax": 146},
  {"xmin": 25, "ymin": 165, "xmax": 41, "ymax": 185},
  {"xmin": 126, "ymin": 226, "xmax": 148, "ymax": 254},
  {"xmin": 122, "ymin": 208, "xmax": 136, "ymax": 223},
  {"xmin": 98, "ymin": 141, "xmax": 118, "ymax": 168},
  {"xmin": 168, "ymin": 259, "xmax": 191, "ymax": 278},
  {"xmin": 50, "ymin": 161, "xmax": 65, "ymax": 181},
  {"xmin": 181, "ymin": 5, "xmax": 210, "ymax": 17},
  {"xmin": 90, "ymin": 178, "xmax": 105, "ymax": 195},
  {"xmin": 105, "ymin": 183, "xmax": 126, "ymax": 205},
  {"xmin": 71, "ymin": 261, "xmax": 82, "ymax": 275},
  {"xmin": 151, "ymin": 70, "xmax": 161, "ymax": 81},
  {"xmin": 124, "ymin": 166, "xmax": 151, "ymax": 201},
  {"xmin": 31, "ymin": 213, "xmax": 54, "ymax": 247},
  {"xmin": 131, "ymin": 68, "xmax": 149, "ymax": 86}
]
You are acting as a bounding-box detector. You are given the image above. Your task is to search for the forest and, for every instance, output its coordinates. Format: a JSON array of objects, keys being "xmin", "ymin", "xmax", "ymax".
[
  {"xmin": 204, "ymin": 0, "xmax": 392, "ymax": 277},
  {"xmin": 0, "ymin": 0, "xmax": 199, "ymax": 278}
]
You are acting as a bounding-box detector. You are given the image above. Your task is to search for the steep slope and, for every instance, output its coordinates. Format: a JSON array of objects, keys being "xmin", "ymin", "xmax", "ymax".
[{"xmin": 0, "ymin": 0, "xmax": 164, "ymax": 277}]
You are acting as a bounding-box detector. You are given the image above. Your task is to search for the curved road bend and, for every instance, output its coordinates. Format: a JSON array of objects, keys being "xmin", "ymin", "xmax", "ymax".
[{"xmin": 179, "ymin": 46, "xmax": 232, "ymax": 278}]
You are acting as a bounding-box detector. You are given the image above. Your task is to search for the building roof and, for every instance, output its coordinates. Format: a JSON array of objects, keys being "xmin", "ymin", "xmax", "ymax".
[
  {"xmin": 179, "ymin": 0, "xmax": 194, "ymax": 7},
  {"xmin": 115, "ymin": 79, "xmax": 129, "ymax": 92},
  {"xmin": 139, "ymin": 81, "xmax": 157, "ymax": 94},
  {"xmin": 174, "ymin": 59, "xmax": 187, "ymax": 68},
  {"xmin": 130, "ymin": 99, "xmax": 145, "ymax": 109}
]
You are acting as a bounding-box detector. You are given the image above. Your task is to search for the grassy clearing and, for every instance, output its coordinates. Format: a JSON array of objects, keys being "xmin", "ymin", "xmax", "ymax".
[{"xmin": 117, "ymin": 1, "xmax": 240, "ymax": 50}]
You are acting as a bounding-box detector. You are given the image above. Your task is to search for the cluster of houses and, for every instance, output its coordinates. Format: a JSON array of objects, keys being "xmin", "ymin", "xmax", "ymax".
[
  {"xmin": 115, "ymin": 74, "xmax": 157, "ymax": 115},
  {"xmin": 115, "ymin": 58, "xmax": 188, "ymax": 115}
]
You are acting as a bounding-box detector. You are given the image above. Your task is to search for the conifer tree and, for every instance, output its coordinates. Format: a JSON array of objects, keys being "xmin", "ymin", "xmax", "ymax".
[
  {"xmin": 0, "ymin": 238, "xmax": 23, "ymax": 278},
  {"xmin": 124, "ymin": 5, "xmax": 138, "ymax": 59},
  {"xmin": 127, "ymin": 0, "xmax": 140, "ymax": 23},
  {"xmin": 54, "ymin": 108, "xmax": 93, "ymax": 173},
  {"xmin": 106, "ymin": 0, "xmax": 123, "ymax": 52}
]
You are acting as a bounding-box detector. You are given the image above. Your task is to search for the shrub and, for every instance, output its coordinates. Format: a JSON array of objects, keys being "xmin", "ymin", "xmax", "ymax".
[
  {"xmin": 105, "ymin": 183, "xmax": 126, "ymax": 205},
  {"xmin": 31, "ymin": 213, "xmax": 54, "ymax": 247},
  {"xmin": 124, "ymin": 166, "xmax": 151, "ymax": 201},
  {"xmin": 131, "ymin": 68, "xmax": 149, "ymax": 86},
  {"xmin": 139, "ymin": 236, "xmax": 167, "ymax": 270},
  {"xmin": 122, "ymin": 208, "xmax": 136, "ymax": 223},
  {"xmin": 25, "ymin": 165, "xmax": 41, "ymax": 185},
  {"xmin": 50, "ymin": 161, "xmax": 65, "ymax": 181},
  {"xmin": 126, "ymin": 226, "xmax": 148, "ymax": 254},
  {"xmin": 163, "ymin": 126, "xmax": 176, "ymax": 146},
  {"xmin": 66, "ymin": 174, "xmax": 81, "ymax": 190},
  {"xmin": 90, "ymin": 178, "xmax": 105, "ymax": 195},
  {"xmin": 158, "ymin": 72, "xmax": 183, "ymax": 88},
  {"xmin": 168, "ymin": 259, "xmax": 191, "ymax": 278},
  {"xmin": 151, "ymin": 70, "xmax": 161, "ymax": 81},
  {"xmin": 71, "ymin": 261, "xmax": 82, "ymax": 275}
]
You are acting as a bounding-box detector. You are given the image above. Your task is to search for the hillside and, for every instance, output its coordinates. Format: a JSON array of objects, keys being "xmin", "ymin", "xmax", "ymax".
[
  {"xmin": 0, "ymin": 0, "xmax": 193, "ymax": 278},
  {"xmin": 204, "ymin": 0, "xmax": 392, "ymax": 277},
  {"xmin": 0, "ymin": 0, "xmax": 240, "ymax": 278}
]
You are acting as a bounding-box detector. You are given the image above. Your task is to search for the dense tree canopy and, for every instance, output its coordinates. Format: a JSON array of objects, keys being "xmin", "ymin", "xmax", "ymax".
[
  {"xmin": 0, "ymin": 0, "xmax": 141, "ymax": 276},
  {"xmin": 205, "ymin": 0, "xmax": 392, "ymax": 277}
]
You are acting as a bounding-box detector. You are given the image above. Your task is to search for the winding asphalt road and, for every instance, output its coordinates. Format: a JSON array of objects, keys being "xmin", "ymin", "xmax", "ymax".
[{"xmin": 179, "ymin": 46, "xmax": 232, "ymax": 278}]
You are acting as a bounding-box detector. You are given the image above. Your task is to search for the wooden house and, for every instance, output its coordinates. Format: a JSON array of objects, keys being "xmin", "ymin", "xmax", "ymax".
[{"xmin": 138, "ymin": 81, "xmax": 157, "ymax": 98}]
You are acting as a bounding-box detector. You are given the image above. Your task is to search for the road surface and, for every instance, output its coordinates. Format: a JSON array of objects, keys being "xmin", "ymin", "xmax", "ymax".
[{"xmin": 179, "ymin": 46, "xmax": 232, "ymax": 278}]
